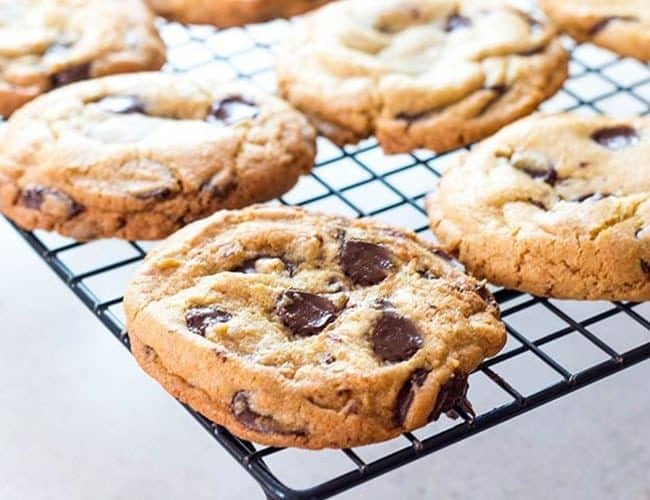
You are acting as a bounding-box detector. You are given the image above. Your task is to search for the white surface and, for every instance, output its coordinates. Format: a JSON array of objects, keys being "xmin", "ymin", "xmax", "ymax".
[{"xmin": 1, "ymin": 217, "xmax": 649, "ymax": 500}]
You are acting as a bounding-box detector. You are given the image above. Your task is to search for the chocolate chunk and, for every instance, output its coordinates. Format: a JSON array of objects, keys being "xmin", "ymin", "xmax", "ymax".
[
  {"xmin": 232, "ymin": 392, "xmax": 306, "ymax": 436},
  {"xmin": 185, "ymin": 306, "xmax": 232, "ymax": 336},
  {"xmin": 50, "ymin": 62, "xmax": 91, "ymax": 88},
  {"xmin": 277, "ymin": 290, "xmax": 339, "ymax": 337},
  {"xmin": 341, "ymin": 240, "xmax": 394, "ymax": 286},
  {"xmin": 206, "ymin": 96, "xmax": 259, "ymax": 126},
  {"xmin": 445, "ymin": 14, "xmax": 472, "ymax": 32},
  {"xmin": 591, "ymin": 126, "xmax": 639, "ymax": 150},
  {"xmin": 519, "ymin": 165, "xmax": 558, "ymax": 186},
  {"xmin": 373, "ymin": 298, "xmax": 395, "ymax": 310},
  {"xmin": 394, "ymin": 369, "xmax": 430, "ymax": 426},
  {"xmin": 572, "ymin": 192, "xmax": 610, "ymax": 203},
  {"xmin": 433, "ymin": 248, "xmax": 454, "ymax": 262},
  {"xmin": 641, "ymin": 260, "xmax": 650, "ymax": 276},
  {"xmin": 135, "ymin": 187, "xmax": 173, "ymax": 201},
  {"xmin": 232, "ymin": 255, "xmax": 296, "ymax": 276},
  {"xmin": 96, "ymin": 95, "xmax": 146, "ymax": 114},
  {"xmin": 20, "ymin": 188, "xmax": 46, "ymax": 210},
  {"xmin": 474, "ymin": 283, "xmax": 499, "ymax": 313},
  {"xmin": 428, "ymin": 372, "xmax": 474, "ymax": 421},
  {"xmin": 371, "ymin": 311, "xmax": 423, "ymax": 363},
  {"xmin": 527, "ymin": 199, "xmax": 548, "ymax": 210},
  {"xmin": 19, "ymin": 186, "xmax": 84, "ymax": 217}
]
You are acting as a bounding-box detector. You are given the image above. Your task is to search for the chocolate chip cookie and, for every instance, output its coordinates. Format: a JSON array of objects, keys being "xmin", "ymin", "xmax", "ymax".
[
  {"xmin": 0, "ymin": 0, "xmax": 166, "ymax": 117},
  {"xmin": 124, "ymin": 206, "xmax": 506, "ymax": 449},
  {"xmin": 0, "ymin": 72, "xmax": 316, "ymax": 240},
  {"xmin": 146, "ymin": 0, "xmax": 331, "ymax": 27},
  {"xmin": 539, "ymin": 0, "xmax": 649, "ymax": 61},
  {"xmin": 277, "ymin": 0, "xmax": 569, "ymax": 154},
  {"xmin": 428, "ymin": 113, "xmax": 650, "ymax": 301}
]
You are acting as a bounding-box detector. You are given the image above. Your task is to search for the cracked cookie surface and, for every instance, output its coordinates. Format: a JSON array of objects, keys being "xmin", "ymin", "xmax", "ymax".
[
  {"xmin": 146, "ymin": 0, "xmax": 331, "ymax": 27},
  {"xmin": 427, "ymin": 113, "xmax": 650, "ymax": 300},
  {"xmin": 539, "ymin": 0, "xmax": 649, "ymax": 61},
  {"xmin": 0, "ymin": 0, "xmax": 166, "ymax": 117},
  {"xmin": 277, "ymin": 0, "xmax": 568, "ymax": 154},
  {"xmin": 0, "ymin": 72, "xmax": 316, "ymax": 240},
  {"xmin": 124, "ymin": 206, "xmax": 506, "ymax": 449}
]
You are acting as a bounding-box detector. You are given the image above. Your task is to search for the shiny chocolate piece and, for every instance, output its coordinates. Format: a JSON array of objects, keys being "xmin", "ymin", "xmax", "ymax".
[
  {"xmin": 590, "ymin": 126, "xmax": 639, "ymax": 150},
  {"xmin": 371, "ymin": 311, "xmax": 423, "ymax": 363},
  {"xmin": 277, "ymin": 290, "xmax": 339, "ymax": 337},
  {"xmin": 206, "ymin": 96, "xmax": 259, "ymax": 126},
  {"xmin": 185, "ymin": 306, "xmax": 232, "ymax": 336},
  {"xmin": 19, "ymin": 186, "xmax": 84, "ymax": 217},
  {"xmin": 428, "ymin": 372, "xmax": 474, "ymax": 421},
  {"xmin": 394, "ymin": 369, "xmax": 430, "ymax": 426},
  {"xmin": 232, "ymin": 392, "xmax": 306, "ymax": 436},
  {"xmin": 50, "ymin": 62, "xmax": 91, "ymax": 88},
  {"xmin": 341, "ymin": 240, "xmax": 394, "ymax": 286},
  {"xmin": 134, "ymin": 187, "xmax": 173, "ymax": 201},
  {"xmin": 445, "ymin": 14, "xmax": 472, "ymax": 32}
]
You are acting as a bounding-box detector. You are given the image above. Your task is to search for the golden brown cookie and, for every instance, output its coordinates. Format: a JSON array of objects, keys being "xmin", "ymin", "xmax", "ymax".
[
  {"xmin": 0, "ymin": 0, "xmax": 166, "ymax": 117},
  {"xmin": 124, "ymin": 206, "xmax": 506, "ymax": 449},
  {"xmin": 277, "ymin": 0, "xmax": 569, "ymax": 153},
  {"xmin": 539, "ymin": 0, "xmax": 650, "ymax": 61},
  {"xmin": 146, "ymin": 0, "xmax": 331, "ymax": 27},
  {"xmin": 428, "ymin": 113, "xmax": 650, "ymax": 301},
  {"xmin": 0, "ymin": 72, "xmax": 316, "ymax": 240}
]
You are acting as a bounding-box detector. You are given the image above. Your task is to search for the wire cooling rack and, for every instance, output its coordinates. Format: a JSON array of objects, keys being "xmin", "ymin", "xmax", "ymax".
[{"xmin": 6, "ymin": 12, "xmax": 650, "ymax": 500}]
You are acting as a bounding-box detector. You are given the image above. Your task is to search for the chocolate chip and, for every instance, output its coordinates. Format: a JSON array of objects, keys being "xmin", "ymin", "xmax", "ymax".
[
  {"xmin": 373, "ymin": 298, "xmax": 395, "ymax": 310},
  {"xmin": 428, "ymin": 372, "xmax": 474, "ymax": 422},
  {"xmin": 19, "ymin": 186, "xmax": 84, "ymax": 217},
  {"xmin": 185, "ymin": 306, "xmax": 232, "ymax": 336},
  {"xmin": 433, "ymin": 248, "xmax": 454, "ymax": 262},
  {"xmin": 371, "ymin": 311, "xmax": 423, "ymax": 363},
  {"xmin": 277, "ymin": 290, "xmax": 339, "ymax": 337},
  {"xmin": 527, "ymin": 199, "xmax": 548, "ymax": 210},
  {"xmin": 232, "ymin": 255, "xmax": 296, "ymax": 276},
  {"xmin": 641, "ymin": 260, "xmax": 650, "ymax": 276},
  {"xmin": 519, "ymin": 165, "xmax": 558, "ymax": 186},
  {"xmin": 50, "ymin": 62, "xmax": 91, "ymax": 88},
  {"xmin": 394, "ymin": 369, "xmax": 430, "ymax": 426},
  {"xmin": 341, "ymin": 240, "xmax": 394, "ymax": 286},
  {"xmin": 474, "ymin": 283, "xmax": 499, "ymax": 313},
  {"xmin": 232, "ymin": 391, "xmax": 305, "ymax": 436},
  {"xmin": 20, "ymin": 188, "xmax": 46, "ymax": 210},
  {"xmin": 135, "ymin": 187, "xmax": 173, "ymax": 201},
  {"xmin": 591, "ymin": 126, "xmax": 639, "ymax": 150},
  {"xmin": 445, "ymin": 14, "xmax": 472, "ymax": 32},
  {"xmin": 572, "ymin": 192, "xmax": 610, "ymax": 203},
  {"xmin": 96, "ymin": 95, "xmax": 146, "ymax": 114},
  {"xmin": 206, "ymin": 96, "xmax": 259, "ymax": 126}
]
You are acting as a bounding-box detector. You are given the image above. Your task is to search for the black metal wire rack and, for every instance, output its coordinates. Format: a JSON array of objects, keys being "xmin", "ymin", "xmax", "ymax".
[{"xmin": 6, "ymin": 12, "xmax": 650, "ymax": 500}]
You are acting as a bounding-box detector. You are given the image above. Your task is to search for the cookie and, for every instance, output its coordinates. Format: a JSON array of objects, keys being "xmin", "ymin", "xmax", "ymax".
[
  {"xmin": 539, "ymin": 0, "xmax": 650, "ymax": 61},
  {"xmin": 146, "ymin": 0, "xmax": 331, "ymax": 27},
  {"xmin": 0, "ymin": 0, "xmax": 166, "ymax": 117},
  {"xmin": 277, "ymin": 0, "xmax": 569, "ymax": 154},
  {"xmin": 0, "ymin": 72, "xmax": 316, "ymax": 241},
  {"xmin": 124, "ymin": 206, "xmax": 506, "ymax": 449},
  {"xmin": 427, "ymin": 113, "xmax": 650, "ymax": 301}
]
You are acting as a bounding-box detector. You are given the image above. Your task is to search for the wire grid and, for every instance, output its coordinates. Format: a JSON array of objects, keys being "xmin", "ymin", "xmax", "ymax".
[{"xmin": 6, "ymin": 13, "xmax": 650, "ymax": 500}]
